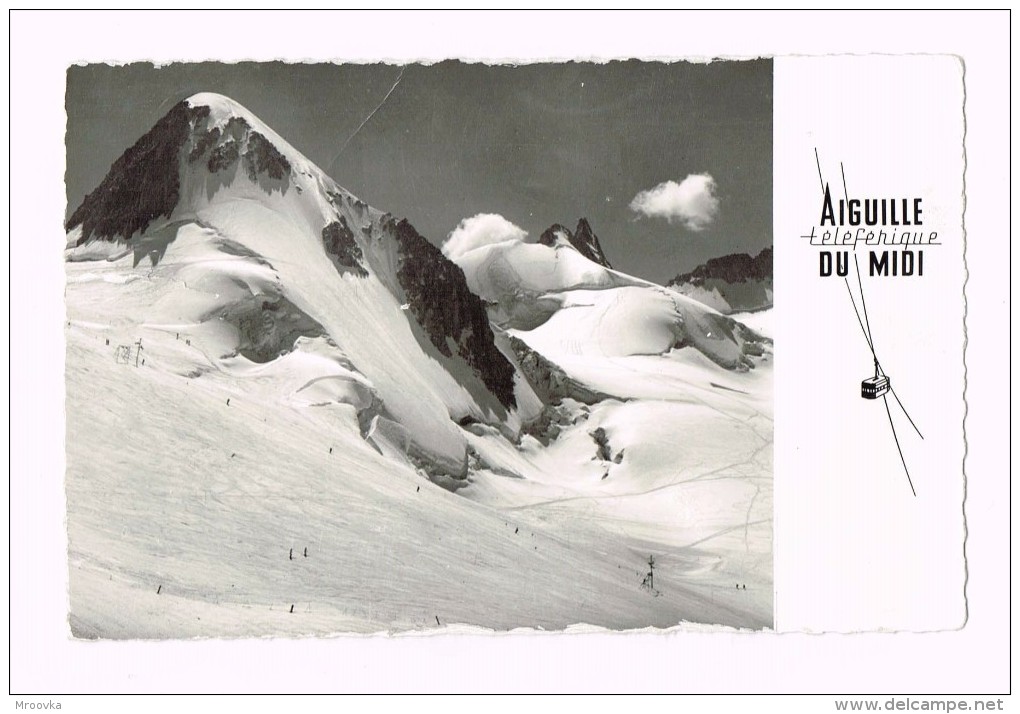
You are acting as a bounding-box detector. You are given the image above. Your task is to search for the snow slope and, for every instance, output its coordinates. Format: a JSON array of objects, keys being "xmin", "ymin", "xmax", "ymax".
[
  {"xmin": 443, "ymin": 212, "xmax": 774, "ymax": 628},
  {"xmin": 65, "ymin": 93, "xmax": 773, "ymax": 635},
  {"xmin": 65, "ymin": 290, "xmax": 767, "ymax": 635}
]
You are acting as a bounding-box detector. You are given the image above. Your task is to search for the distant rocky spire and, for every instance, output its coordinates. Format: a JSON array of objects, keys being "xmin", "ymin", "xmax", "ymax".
[
  {"xmin": 572, "ymin": 218, "xmax": 612, "ymax": 269},
  {"xmin": 537, "ymin": 218, "xmax": 613, "ymax": 269}
]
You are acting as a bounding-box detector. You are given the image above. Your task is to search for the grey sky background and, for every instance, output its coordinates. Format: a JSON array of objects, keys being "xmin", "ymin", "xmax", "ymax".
[{"xmin": 66, "ymin": 60, "xmax": 772, "ymax": 283}]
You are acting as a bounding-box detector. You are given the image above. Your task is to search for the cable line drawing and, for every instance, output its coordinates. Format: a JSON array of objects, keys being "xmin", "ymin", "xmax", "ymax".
[{"xmin": 844, "ymin": 252, "xmax": 923, "ymax": 497}]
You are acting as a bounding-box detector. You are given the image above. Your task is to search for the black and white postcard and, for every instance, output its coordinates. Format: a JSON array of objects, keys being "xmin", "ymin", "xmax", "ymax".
[{"xmin": 8, "ymin": 9, "xmax": 1010, "ymax": 700}]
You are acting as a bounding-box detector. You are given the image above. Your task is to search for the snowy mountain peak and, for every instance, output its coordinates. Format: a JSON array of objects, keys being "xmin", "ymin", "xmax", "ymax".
[
  {"xmin": 572, "ymin": 217, "xmax": 612, "ymax": 269},
  {"xmin": 185, "ymin": 91, "xmax": 249, "ymax": 119},
  {"xmin": 538, "ymin": 223, "xmax": 573, "ymax": 248},
  {"xmin": 66, "ymin": 92, "xmax": 345, "ymax": 248},
  {"xmin": 536, "ymin": 219, "xmax": 612, "ymax": 269},
  {"xmin": 65, "ymin": 92, "xmax": 524, "ymax": 483},
  {"xmin": 184, "ymin": 92, "xmax": 312, "ymax": 173}
]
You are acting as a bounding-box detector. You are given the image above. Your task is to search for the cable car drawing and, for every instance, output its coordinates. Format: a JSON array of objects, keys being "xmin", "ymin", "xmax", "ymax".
[
  {"xmin": 861, "ymin": 374, "xmax": 890, "ymax": 399},
  {"xmin": 844, "ymin": 252, "xmax": 924, "ymax": 496}
]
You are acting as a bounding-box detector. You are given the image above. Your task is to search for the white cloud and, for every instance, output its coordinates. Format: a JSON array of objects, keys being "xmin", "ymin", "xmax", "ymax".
[
  {"xmin": 443, "ymin": 213, "xmax": 528, "ymax": 261},
  {"xmin": 628, "ymin": 174, "xmax": 720, "ymax": 231}
]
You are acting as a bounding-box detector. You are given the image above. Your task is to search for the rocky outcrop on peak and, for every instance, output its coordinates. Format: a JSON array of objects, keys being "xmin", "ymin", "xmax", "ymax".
[
  {"xmin": 506, "ymin": 335, "xmax": 611, "ymax": 406},
  {"xmin": 391, "ymin": 218, "xmax": 517, "ymax": 410},
  {"xmin": 66, "ymin": 101, "xmax": 210, "ymax": 244},
  {"xmin": 322, "ymin": 218, "xmax": 368, "ymax": 277},
  {"xmin": 571, "ymin": 218, "xmax": 612, "ymax": 269},
  {"xmin": 66, "ymin": 101, "xmax": 296, "ymax": 247},
  {"xmin": 538, "ymin": 223, "xmax": 570, "ymax": 247},
  {"xmin": 190, "ymin": 115, "xmax": 291, "ymax": 191},
  {"xmin": 670, "ymin": 247, "xmax": 772, "ymax": 286},
  {"xmin": 537, "ymin": 218, "xmax": 612, "ymax": 268},
  {"xmin": 667, "ymin": 247, "xmax": 773, "ymax": 315}
]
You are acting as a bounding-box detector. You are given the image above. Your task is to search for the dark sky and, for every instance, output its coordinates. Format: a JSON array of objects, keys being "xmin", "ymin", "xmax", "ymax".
[{"xmin": 66, "ymin": 60, "xmax": 772, "ymax": 282}]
